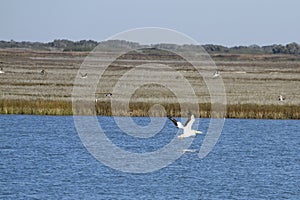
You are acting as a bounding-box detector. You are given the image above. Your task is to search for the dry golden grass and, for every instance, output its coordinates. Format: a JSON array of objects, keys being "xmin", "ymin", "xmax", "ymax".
[
  {"xmin": 0, "ymin": 99, "xmax": 72, "ymax": 115},
  {"xmin": 0, "ymin": 49, "xmax": 299, "ymax": 119},
  {"xmin": 1, "ymin": 99, "xmax": 299, "ymax": 119}
]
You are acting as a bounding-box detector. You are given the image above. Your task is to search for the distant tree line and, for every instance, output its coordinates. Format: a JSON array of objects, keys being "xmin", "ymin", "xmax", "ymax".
[
  {"xmin": 0, "ymin": 39, "xmax": 99, "ymax": 51},
  {"xmin": 0, "ymin": 39, "xmax": 299, "ymax": 55}
]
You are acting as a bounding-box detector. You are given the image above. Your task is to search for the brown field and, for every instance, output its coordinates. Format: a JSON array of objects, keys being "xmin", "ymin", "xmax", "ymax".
[{"xmin": 0, "ymin": 49, "xmax": 299, "ymax": 119}]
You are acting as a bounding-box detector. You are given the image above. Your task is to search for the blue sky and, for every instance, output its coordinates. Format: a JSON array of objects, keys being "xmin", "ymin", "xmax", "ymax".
[{"xmin": 1, "ymin": 0, "xmax": 299, "ymax": 46}]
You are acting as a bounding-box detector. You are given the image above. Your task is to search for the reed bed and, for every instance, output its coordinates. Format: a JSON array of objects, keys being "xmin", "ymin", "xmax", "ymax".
[
  {"xmin": 0, "ymin": 99, "xmax": 299, "ymax": 119},
  {"xmin": 0, "ymin": 99, "xmax": 72, "ymax": 115},
  {"xmin": 226, "ymin": 104, "xmax": 300, "ymax": 119}
]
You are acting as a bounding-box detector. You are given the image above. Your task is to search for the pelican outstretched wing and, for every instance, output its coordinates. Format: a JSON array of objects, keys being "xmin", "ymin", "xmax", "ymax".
[
  {"xmin": 184, "ymin": 114, "xmax": 195, "ymax": 130},
  {"xmin": 167, "ymin": 115, "xmax": 184, "ymax": 129}
]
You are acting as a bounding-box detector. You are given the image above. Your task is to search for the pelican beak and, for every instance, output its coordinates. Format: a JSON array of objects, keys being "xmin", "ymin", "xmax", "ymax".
[{"xmin": 195, "ymin": 131, "xmax": 203, "ymax": 134}]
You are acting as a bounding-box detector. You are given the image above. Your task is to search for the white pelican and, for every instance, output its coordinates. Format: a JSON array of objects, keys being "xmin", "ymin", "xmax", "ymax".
[
  {"xmin": 0, "ymin": 68, "xmax": 4, "ymax": 74},
  {"xmin": 213, "ymin": 71, "xmax": 220, "ymax": 78},
  {"xmin": 278, "ymin": 95, "xmax": 285, "ymax": 101},
  {"xmin": 167, "ymin": 114, "xmax": 203, "ymax": 140}
]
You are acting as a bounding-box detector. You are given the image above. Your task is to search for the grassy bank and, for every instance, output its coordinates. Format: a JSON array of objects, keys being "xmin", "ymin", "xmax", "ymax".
[
  {"xmin": 1, "ymin": 48, "xmax": 299, "ymax": 119},
  {"xmin": 0, "ymin": 99, "xmax": 72, "ymax": 115},
  {"xmin": 0, "ymin": 99, "xmax": 299, "ymax": 119}
]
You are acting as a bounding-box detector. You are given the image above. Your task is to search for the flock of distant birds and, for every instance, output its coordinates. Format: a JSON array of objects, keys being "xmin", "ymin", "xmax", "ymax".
[
  {"xmin": 0, "ymin": 67, "xmax": 287, "ymax": 102},
  {"xmin": 212, "ymin": 70, "xmax": 287, "ymax": 102}
]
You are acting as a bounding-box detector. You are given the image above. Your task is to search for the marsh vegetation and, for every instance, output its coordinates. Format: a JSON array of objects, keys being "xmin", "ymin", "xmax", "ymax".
[{"xmin": 0, "ymin": 45, "xmax": 299, "ymax": 119}]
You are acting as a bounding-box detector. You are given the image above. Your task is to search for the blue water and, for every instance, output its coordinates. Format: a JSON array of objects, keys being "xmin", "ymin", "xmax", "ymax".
[{"xmin": 0, "ymin": 115, "xmax": 299, "ymax": 199}]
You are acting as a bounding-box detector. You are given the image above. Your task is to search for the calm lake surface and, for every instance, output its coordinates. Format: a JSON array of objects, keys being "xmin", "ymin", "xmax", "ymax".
[{"xmin": 0, "ymin": 115, "xmax": 299, "ymax": 199}]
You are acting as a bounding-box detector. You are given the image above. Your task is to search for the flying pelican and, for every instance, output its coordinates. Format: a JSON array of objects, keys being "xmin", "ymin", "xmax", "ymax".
[
  {"xmin": 80, "ymin": 72, "xmax": 88, "ymax": 78},
  {"xmin": 167, "ymin": 114, "xmax": 203, "ymax": 140},
  {"xmin": 213, "ymin": 71, "xmax": 220, "ymax": 78},
  {"xmin": 0, "ymin": 67, "xmax": 4, "ymax": 74},
  {"xmin": 278, "ymin": 95, "xmax": 285, "ymax": 101}
]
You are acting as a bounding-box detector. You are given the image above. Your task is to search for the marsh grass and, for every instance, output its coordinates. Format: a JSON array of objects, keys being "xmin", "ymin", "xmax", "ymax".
[
  {"xmin": 0, "ymin": 99, "xmax": 299, "ymax": 119},
  {"xmin": 226, "ymin": 104, "xmax": 300, "ymax": 119},
  {"xmin": 1, "ymin": 50, "xmax": 300, "ymax": 119},
  {"xmin": 0, "ymin": 99, "xmax": 72, "ymax": 115}
]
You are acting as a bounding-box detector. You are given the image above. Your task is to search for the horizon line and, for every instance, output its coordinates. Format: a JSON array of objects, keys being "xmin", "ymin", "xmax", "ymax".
[{"xmin": 1, "ymin": 39, "xmax": 299, "ymax": 48}]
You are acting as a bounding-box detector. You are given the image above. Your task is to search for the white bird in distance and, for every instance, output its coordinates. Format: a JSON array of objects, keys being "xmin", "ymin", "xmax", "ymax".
[
  {"xmin": 278, "ymin": 95, "xmax": 285, "ymax": 102},
  {"xmin": 212, "ymin": 71, "xmax": 220, "ymax": 78}
]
